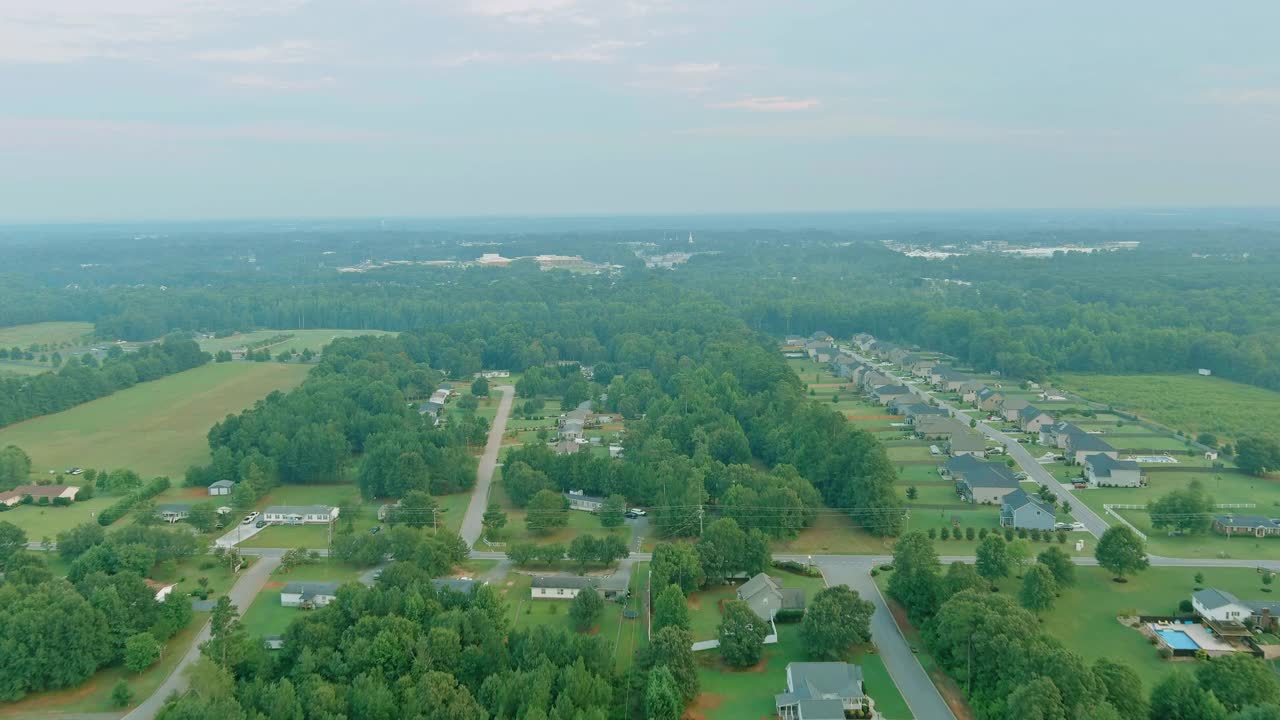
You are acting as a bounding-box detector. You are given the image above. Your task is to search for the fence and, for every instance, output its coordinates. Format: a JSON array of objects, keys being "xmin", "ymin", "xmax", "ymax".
[{"xmin": 1103, "ymin": 503, "xmax": 1258, "ymax": 543}]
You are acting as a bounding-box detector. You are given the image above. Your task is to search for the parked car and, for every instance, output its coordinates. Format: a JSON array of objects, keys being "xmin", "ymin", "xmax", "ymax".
[
  {"xmin": 1073, "ymin": 482, "xmax": 1089, "ymax": 489},
  {"xmin": 243, "ymin": 511, "xmax": 260, "ymax": 525},
  {"xmin": 1054, "ymin": 522, "xmax": 1073, "ymax": 531},
  {"xmin": 625, "ymin": 511, "xmax": 638, "ymax": 519},
  {"xmin": 255, "ymin": 519, "xmax": 266, "ymax": 528},
  {"xmin": 628, "ymin": 508, "xmax": 646, "ymax": 516},
  {"xmin": 369, "ymin": 526, "xmax": 381, "ymax": 534}
]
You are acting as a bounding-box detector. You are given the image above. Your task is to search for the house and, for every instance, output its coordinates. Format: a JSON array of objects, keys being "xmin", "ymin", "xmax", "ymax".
[
  {"xmin": 263, "ymin": 635, "xmax": 285, "ymax": 651},
  {"xmin": 474, "ymin": 370, "xmax": 510, "ymax": 379},
  {"xmin": 1066, "ymin": 433, "xmax": 1118, "ymax": 465},
  {"xmin": 976, "ymin": 387, "xmax": 1004, "ymax": 411},
  {"xmin": 1001, "ymin": 489, "xmax": 1056, "ymax": 531},
  {"xmin": 870, "ymin": 384, "xmax": 912, "ymax": 406},
  {"xmin": 955, "ymin": 461, "xmax": 1021, "ymax": 504},
  {"xmin": 143, "ymin": 578, "xmax": 178, "ymax": 602},
  {"xmin": 553, "ymin": 440, "xmax": 581, "ymax": 455},
  {"xmin": 281, "ymin": 581, "xmax": 342, "ymax": 608},
  {"xmin": 1193, "ymin": 588, "xmax": 1280, "ymax": 629},
  {"xmin": 928, "ymin": 366, "xmax": 969, "ymax": 392},
  {"xmin": 608, "ymin": 444, "xmax": 624, "ymax": 459},
  {"xmin": 999, "ymin": 397, "xmax": 1030, "ymax": 421},
  {"xmin": 1039, "ymin": 421, "xmax": 1087, "ymax": 449},
  {"xmin": 737, "ymin": 573, "xmax": 806, "ymax": 622},
  {"xmin": 559, "ymin": 402, "xmax": 592, "ymax": 440},
  {"xmin": 914, "ymin": 415, "xmax": 970, "ymax": 441},
  {"xmin": 806, "ymin": 343, "xmax": 835, "ymax": 363},
  {"xmin": 377, "ymin": 502, "xmax": 400, "ymax": 521},
  {"xmin": 263, "ymin": 505, "xmax": 339, "ymax": 525},
  {"xmin": 531, "ymin": 575, "xmax": 596, "ymax": 599},
  {"xmin": 565, "ymin": 490, "xmax": 605, "ymax": 513},
  {"xmin": 12, "ymin": 484, "xmax": 80, "ymax": 502},
  {"xmin": 959, "ymin": 381, "xmax": 987, "ymax": 404},
  {"xmin": 1084, "ymin": 454, "xmax": 1143, "ymax": 487},
  {"xmin": 809, "ymin": 331, "xmax": 833, "ymax": 343},
  {"xmin": 1213, "ymin": 515, "xmax": 1280, "ymax": 538},
  {"xmin": 156, "ymin": 503, "xmax": 191, "ymax": 523},
  {"xmin": 774, "ymin": 662, "xmax": 866, "ymax": 720},
  {"xmin": 208, "ymin": 479, "xmax": 235, "ymax": 496},
  {"xmin": 947, "ymin": 430, "xmax": 987, "ymax": 458},
  {"xmin": 0, "ymin": 491, "xmax": 22, "ymax": 507},
  {"xmin": 1017, "ymin": 405, "xmax": 1054, "ymax": 433}
]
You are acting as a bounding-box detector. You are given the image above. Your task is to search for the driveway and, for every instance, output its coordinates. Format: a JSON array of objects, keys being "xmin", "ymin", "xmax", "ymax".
[
  {"xmin": 819, "ymin": 559, "xmax": 956, "ymax": 720},
  {"xmin": 213, "ymin": 519, "xmax": 266, "ymax": 548},
  {"xmin": 122, "ymin": 554, "xmax": 281, "ymax": 720},
  {"xmin": 459, "ymin": 385, "xmax": 514, "ymax": 548}
]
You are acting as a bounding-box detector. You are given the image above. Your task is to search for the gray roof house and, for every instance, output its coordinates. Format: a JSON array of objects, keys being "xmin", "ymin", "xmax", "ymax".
[
  {"xmin": 1039, "ymin": 421, "xmax": 1088, "ymax": 449},
  {"xmin": 914, "ymin": 415, "xmax": 970, "ymax": 440},
  {"xmin": 565, "ymin": 490, "xmax": 605, "ymax": 512},
  {"xmin": 156, "ymin": 503, "xmax": 192, "ymax": 523},
  {"xmin": 1084, "ymin": 454, "xmax": 1143, "ymax": 487},
  {"xmin": 871, "ymin": 384, "xmax": 912, "ymax": 405},
  {"xmin": 432, "ymin": 578, "xmax": 478, "ymax": 595},
  {"xmin": 1213, "ymin": 515, "xmax": 1280, "ymax": 538},
  {"xmin": 1193, "ymin": 588, "xmax": 1280, "ymax": 628},
  {"xmin": 947, "ymin": 430, "xmax": 987, "ymax": 457},
  {"xmin": 1017, "ymin": 405, "xmax": 1054, "ymax": 433},
  {"xmin": 999, "ymin": 397, "xmax": 1031, "ymax": 421},
  {"xmin": 737, "ymin": 573, "xmax": 805, "ymax": 622},
  {"xmin": 1001, "ymin": 489, "xmax": 1055, "ymax": 531},
  {"xmin": 208, "ymin": 479, "xmax": 235, "ymax": 496},
  {"xmin": 1066, "ymin": 433, "xmax": 1118, "ymax": 464},
  {"xmin": 954, "ymin": 461, "xmax": 1021, "ymax": 504},
  {"xmin": 976, "ymin": 387, "xmax": 1004, "ymax": 411},
  {"xmin": 775, "ymin": 662, "xmax": 866, "ymax": 720},
  {"xmin": 281, "ymin": 581, "xmax": 343, "ymax": 608}
]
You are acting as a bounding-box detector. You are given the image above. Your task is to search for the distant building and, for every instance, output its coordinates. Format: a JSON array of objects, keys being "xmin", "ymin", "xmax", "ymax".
[
  {"xmin": 156, "ymin": 503, "xmax": 192, "ymax": 523},
  {"xmin": 208, "ymin": 479, "xmax": 235, "ymax": 496},
  {"xmin": 263, "ymin": 505, "xmax": 339, "ymax": 525},
  {"xmin": 1084, "ymin": 454, "xmax": 1143, "ymax": 487},
  {"xmin": 281, "ymin": 581, "xmax": 343, "ymax": 608},
  {"xmin": 564, "ymin": 490, "xmax": 605, "ymax": 512},
  {"xmin": 12, "ymin": 484, "xmax": 80, "ymax": 502}
]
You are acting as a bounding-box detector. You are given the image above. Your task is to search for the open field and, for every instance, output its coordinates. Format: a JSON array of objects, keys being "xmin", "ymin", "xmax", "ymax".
[
  {"xmin": 0, "ymin": 321, "xmax": 95, "ymax": 348},
  {"xmin": 0, "ymin": 361, "xmax": 51, "ymax": 376},
  {"xmin": 198, "ymin": 329, "xmax": 394, "ymax": 355},
  {"xmin": 0, "ymin": 616, "xmax": 204, "ymax": 717},
  {"xmin": 0, "ymin": 362, "xmax": 309, "ymax": 479},
  {"xmin": 0, "ymin": 495, "xmax": 119, "ymax": 538},
  {"xmin": 1058, "ymin": 373, "xmax": 1280, "ymax": 444}
]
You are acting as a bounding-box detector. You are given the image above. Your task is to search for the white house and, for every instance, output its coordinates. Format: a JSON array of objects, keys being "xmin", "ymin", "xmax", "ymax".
[
  {"xmin": 774, "ymin": 663, "xmax": 867, "ymax": 720},
  {"xmin": 1084, "ymin": 454, "xmax": 1143, "ymax": 487},
  {"xmin": 263, "ymin": 505, "xmax": 339, "ymax": 525},
  {"xmin": 157, "ymin": 503, "xmax": 191, "ymax": 523},
  {"xmin": 565, "ymin": 490, "xmax": 605, "ymax": 512},
  {"xmin": 531, "ymin": 576, "xmax": 596, "ymax": 599},
  {"xmin": 281, "ymin": 581, "xmax": 342, "ymax": 608},
  {"xmin": 208, "ymin": 479, "xmax": 235, "ymax": 496},
  {"xmin": 1193, "ymin": 588, "xmax": 1261, "ymax": 623}
]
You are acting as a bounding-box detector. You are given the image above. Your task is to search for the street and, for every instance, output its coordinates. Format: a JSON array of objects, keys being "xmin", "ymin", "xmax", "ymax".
[{"xmin": 459, "ymin": 384, "xmax": 514, "ymax": 548}]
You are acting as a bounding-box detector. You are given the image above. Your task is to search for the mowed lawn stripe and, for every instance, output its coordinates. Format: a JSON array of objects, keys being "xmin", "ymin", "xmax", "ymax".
[{"xmin": 0, "ymin": 362, "xmax": 309, "ymax": 479}]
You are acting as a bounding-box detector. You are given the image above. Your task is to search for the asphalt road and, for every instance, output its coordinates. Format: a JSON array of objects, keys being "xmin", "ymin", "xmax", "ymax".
[
  {"xmin": 459, "ymin": 384, "xmax": 514, "ymax": 548},
  {"xmin": 821, "ymin": 559, "xmax": 956, "ymax": 720},
  {"xmin": 122, "ymin": 554, "xmax": 281, "ymax": 720}
]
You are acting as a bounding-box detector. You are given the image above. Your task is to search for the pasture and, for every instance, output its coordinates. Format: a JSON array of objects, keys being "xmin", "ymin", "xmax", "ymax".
[
  {"xmin": 0, "ymin": 321, "xmax": 94, "ymax": 348},
  {"xmin": 199, "ymin": 329, "xmax": 394, "ymax": 355},
  {"xmin": 0, "ymin": 362, "xmax": 309, "ymax": 480},
  {"xmin": 1058, "ymin": 373, "xmax": 1280, "ymax": 444}
]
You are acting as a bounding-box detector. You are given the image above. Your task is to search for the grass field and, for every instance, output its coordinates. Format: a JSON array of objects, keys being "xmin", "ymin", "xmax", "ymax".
[
  {"xmin": 0, "ymin": 361, "xmax": 52, "ymax": 376},
  {"xmin": 0, "ymin": 362, "xmax": 309, "ymax": 479},
  {"xmin": 1059, "ymin": 373, "xmax": 1280, "ymax": 444},
  {"xmin": 0, "ymin": 321, "xmax": 95, "ymax": 348},
  {"xmin": 240, "ymin": 561, "xmax": 367, "ymax": 638},
  {"xmin": 198, "ymin": 329, "xmax": 394, "ymax": 355},
  {"xmin": 0, "ymin": 495, "xmax": 119, "ymax": 538}
]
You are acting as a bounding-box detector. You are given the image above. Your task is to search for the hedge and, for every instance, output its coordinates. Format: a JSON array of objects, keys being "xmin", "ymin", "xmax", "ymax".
[{"xmin": 98, "ymin": 477, "xmax": 171, "ymax": 526}]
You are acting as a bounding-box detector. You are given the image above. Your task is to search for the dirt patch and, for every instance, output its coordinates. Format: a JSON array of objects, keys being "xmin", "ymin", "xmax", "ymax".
[
  {"xmin": 167, "ymin": 486, "xmax": 211, "ymax": 500},
  {"xmin": 264, "ymin": 580, "xmax": 285, "ymax": 590},
  {"xmin": 684, "ymin": 692, "xmax": 726, "ymax": 720},
  {"xmin": 687, "ymin": 595, "xmax": 703, "ymax": 610}
]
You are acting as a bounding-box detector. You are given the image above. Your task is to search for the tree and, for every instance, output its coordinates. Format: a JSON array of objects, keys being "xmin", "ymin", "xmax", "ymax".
[
  {"xmin": 697, "ymin": 518, "xmax": 748, "ymax": 585},
  {"xmin": 1232, "ymin": 706, "xmax": 1280, "ymax": 720},
  {"xmin": 1092, "ymin": 658, "xmax": 1149, "ymax": 720},
  {"xmin": 644, "ymin": 666, "xmax": 682, "ymax": 720},
  {"xmin": 801, "ymin": 585, "xmax": 874, "ymax": 660},
  {"xmin": 650, "ymin": 542, "xmax": 704, "ymax": 594},
  {"xmin": 569, "ymin": 588, "xmax": 604, "ymax": 630},
  {"xmin": 975, "ymin": 534, "xmax": 1011, "ymax": 583},
  {"xmin": 111, "ymin": 681, "xmax": 133, "ymax": 708},
  {"xmin": 470, "ymin": 377, "xmax": 489, "ymax": 397},
  {"xmin": 1007, "ymin": 538, "xmax": 1032, "ymax": 576},
  {"xmin": 1094, "ymin": 526, "xmax": 1149, "ymax": 581},
  {"xmin": 391, "ymin": 490, "xmax": 439, "ymax": 529},
  {"xmin": 649, "ymin": 627, "xmax": 698, "ymax": 702},
  {"xmin": 653, "ymin": 585, "xmax": 690, "ymax": 634},
  {"xmin": 0, "ymin": 445, "xmax": 31, "ymax": 488},
  {"xmin": 185, "ymin": 502, "xmax": 219, "ymax": 533},
  {"xmin": 1019, "ymin": 564, "xmax": 1058, "ymax": 613},
  {"xmin": 568, "ymin": 534, "xmax": 600, "ymax": 572},
  {"xmin": 481, "ymin": 503, "xmax": 507, "ymax": 541},
  {"xmin": 1149, "ymin": 480, "xmax": 1214, "ymax": 534},
  {"xmin": 1197, "ymin": 432, "xmax": 1219, "ymax": 448},
  {"xmin": 0, "ymin": 520, "xmax": 26, "ymax": 570},
  {"xmin": 1197, "ymin": 653, "xmax": 1280, "ymax": 711},
  {"xmin": 1149, "ymin": 671, "xmax": 1228, "ymax": 720},
  {"xmin": 594, "ymin": 534, "xmax": 629, "ymax": 566},
  {"xmin": 718, "ymin": 599, "xmax": 767, "ymax": 668},
  {"xmin": 1037, "ymin": 546, "xmax": 1076, "ymax": 587},
  {"xmin": 507, "ymin": 542, "xmax": 537, "ymax": 566},
  {"xmin": 1006, "ymin": 676, "xmax": 1068, "ymax": 720},
  {"xmin": 599, "ymin": 494, "xmax": 625, "ymax": 528},
  {"xmin": 524, "ymin": 489, "xmax": 568, "ymax": 535},
  {"xmin": 124, "ymin": 632, "xmax": 161, "ymax": 673},
  {"xmin": 943, "ymin": 561, "xmax": 987, "ymax": 596},
  {"xmin": 1237, "ymin": 437, "xmax": 1280, "ymax": 477},
  {"xmin": 906, "ymin": 485, "xmax": 918, "ymax": 500},
  {"xmin": 887, "ymin": 530, "xmax": 941, "ymax": 620}
]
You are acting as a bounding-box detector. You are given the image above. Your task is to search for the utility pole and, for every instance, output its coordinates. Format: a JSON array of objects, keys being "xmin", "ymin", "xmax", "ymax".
[{"xmin": 699, "ymin": 505, "xmax": 704, "ymax": 535}]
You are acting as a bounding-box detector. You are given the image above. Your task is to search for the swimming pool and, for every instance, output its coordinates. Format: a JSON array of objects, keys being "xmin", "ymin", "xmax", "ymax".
[{"xmin": 1156, "ymin": 629, "xmax": 1200, "ymax": 651}]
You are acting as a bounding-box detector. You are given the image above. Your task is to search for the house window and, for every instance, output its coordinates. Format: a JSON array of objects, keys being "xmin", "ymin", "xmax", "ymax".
[{"xmin": 557, "ymin": 588, "xmax": 564, "ymax": 595}]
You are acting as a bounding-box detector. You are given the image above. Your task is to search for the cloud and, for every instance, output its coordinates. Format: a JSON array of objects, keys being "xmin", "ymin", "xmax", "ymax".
[
  {"xmin": 0, "ymin": 0, "xmax": 307, "ymax": 64},
  {"xmin": 0, "ymin": 117, "xmax": 390, "ymax": 149},
  {"xmin": 460, "ymin": 0, "xmax": 583, "ymax": 24},
  {"xmin": 709, "ymin": 96, "xmax": 820, "ymax": 112},
  {"xmin": 223, "ymin": 74, "xmax": 335, "ymax": 91},
  {"xmin": 681, "ymin": 114, "xmax": 1064, "ymax": 143},
  {"xmin": 194, "ymin": 40, "xmax": 315, "ymax": 65},
  {"xmin": 430, "ymin": 40, "xmax": 641, "ymax": 67},
  {"xmin": 1202, "ymin": 88, "xmax": 1280, "ymax": 106}
]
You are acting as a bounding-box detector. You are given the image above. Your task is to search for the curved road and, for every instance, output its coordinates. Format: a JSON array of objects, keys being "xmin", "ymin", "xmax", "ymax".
[
  {"xmin": 122, "ymin": 555, "xmax": 281, "ymax": 720},
  {"xmin": 459, "ymin": 384, "xmax": 514, "ymax": 548}
]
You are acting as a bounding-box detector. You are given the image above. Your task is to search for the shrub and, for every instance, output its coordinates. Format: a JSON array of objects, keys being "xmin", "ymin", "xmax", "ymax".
[
  {"xmin": 869, "ymin": 569, "xmax": 880, "ymax": 577},
  {"xmin": 774, "ymin": 608, "xmax": 805, "ymax": 623},
  {"xmin": 1057, "ymin": 532, "xmax": 1067, "ymax": 543},
  {"xmin": 965, "ymin": 527, "xmax": 975, "ymax": 540},
  {"xmin": 927, "ymin": 528, "xmax": 937, "ymax": 540},
  {"xmin": 1178, "ymin": 599, "xmax": 1194, "ymax": 613},
  {"xmin": 939, "ymin": 528, "xmax": 950, "ymax": 540},
  {"xmin": 1158, "ymin": 646, "xmax": 1173, "ymax": 659},
  {"xmin": 1017, "ymin": 528, "xmax": 1028, "ymax": 539},
  {"xmin": 52, "ymin": 496, "xmax": 70, "ymax": 506},
  {"xmin": 1029, "ymin": 529, "xmax": 1041, "ymax": 542},
  {"xmin": 37, "ymin": 496, "xmax": 50, "ymax": 505},
  {"xmin": 979, "ymin": 528, "xmax": 989, "ymax": 539},
  {"xmin": 1004, "ymin": 529, "xmax": 1014, "ymax": 541},
  {"xmin": 879, "ymin": 564, "xmax": 894, "ymax": 572}
]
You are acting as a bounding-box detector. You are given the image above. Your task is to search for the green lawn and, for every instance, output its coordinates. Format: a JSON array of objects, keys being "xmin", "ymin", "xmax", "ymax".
[
  {"xmin": 198, "ymin": 329, "xmax": 394, "ymax": 355},
  {"xmin": 240, "ymin": 561, "xmax": 367, "ymax": 637},
  {"xmin": 693, "ymin": 625, "xmax": 912, "ymax": 720},
  {"xmin": 1058, "ymin": 373, "xmax": 1280, "ymax": 445},
  {"xmin": 502, "ymin": 502, "xmax": 631, "ymax": 547},
  {"xmin": 0, "ymin": 321, "xmax": 95, "ymax": 348},
  {"xmin": 0, "ymin": 362, "xmax": 309, "ymax": 479},
  {"xmin": 686, "ymin": 571, "xmax": 828, "ymax": 642}
]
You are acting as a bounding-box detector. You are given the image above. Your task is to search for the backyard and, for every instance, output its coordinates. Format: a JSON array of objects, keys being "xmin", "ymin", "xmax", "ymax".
[{"xmin": 240, "ymin": 560, "xmax": 369, "ymax": 638}]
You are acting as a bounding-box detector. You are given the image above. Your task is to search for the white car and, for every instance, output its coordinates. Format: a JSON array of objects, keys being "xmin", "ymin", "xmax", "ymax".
[
  {"xmin": 628, "ymin": 508, "xmax": 646, "ymax": 516},
  {"xmin": 242, "ymin": 511, "xmax": 260, "ymax": 525}
]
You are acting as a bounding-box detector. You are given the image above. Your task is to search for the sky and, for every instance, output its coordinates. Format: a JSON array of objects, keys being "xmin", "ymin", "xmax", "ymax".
[{"xmin": 1, "ymin": 0, "xmax": 1278, "ymax": 222}]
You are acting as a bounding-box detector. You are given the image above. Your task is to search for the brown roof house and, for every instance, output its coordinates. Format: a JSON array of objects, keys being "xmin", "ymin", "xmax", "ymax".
[{"xmin": 12, "ymin": 484, "xmax": 80, "ymax": 503}]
